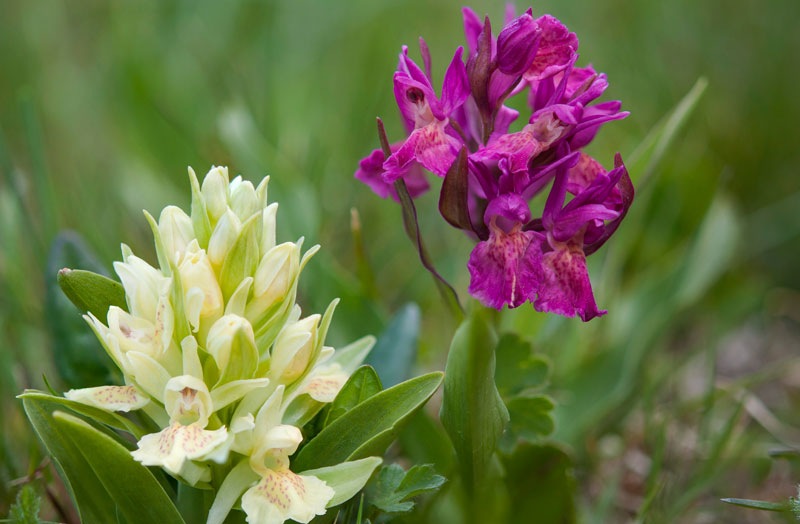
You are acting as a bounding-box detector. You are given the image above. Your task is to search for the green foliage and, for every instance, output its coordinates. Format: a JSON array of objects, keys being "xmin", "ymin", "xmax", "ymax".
[
  {"xmin": 502, "ymin": 444, "xmax": 575, "ymax": 524},
  {"xmin": 494, "ymin": 333, "xmax": 550, "ymax": 397},
  {"xmin": 366, "ymin": 464, "xmax": 446, "ymax": 514},
  {"xmin": 21, "ymin": 394, "xmax": 184, "ymax": 524},
  {"xmin": 324, "ymin": 366, "xmax": 383, "ymax": 427},
  {"xmin": 8, "ymin": 485, "xmax": 41, "ymax": 524},
  {"xmin": 293, "ymin": 372, "xmax": 443, "ymax": 471},
  {"xmin": 46, "ymin": 233, "xmax": 118, "ymax": 389},
  {"xmin": 57, "ymin": 268, "xmax": 127, "ymax": 319},
  {"xmin": 439, "ymin": 306, "xmax": 508, "ymax": 521},
  {"xmin": 720, "ymin": 498, "xmax": 787, "ymax": 512}
]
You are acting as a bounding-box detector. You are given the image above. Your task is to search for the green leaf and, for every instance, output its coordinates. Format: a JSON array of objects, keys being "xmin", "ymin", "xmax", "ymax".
[
  {"xmin": 367, "ymin": 464, "xmax": 446, "ymax": 514},
  {"xmin": 494, "ymin": 333, "xmax": 550, "ymax": 398},
  {"xmin": 8, "ymin": 484, "xmax": 42, "ymax": 524},
  {"xmin": 365, "ymin": 303, "xmax": 420, "ymax": 388},
  {"xmin": 720, "ymin": 498, "xmax": 788, "ymax": 512},
  {"xmin": 57, "ymin": 268, "xmax": 127, "ymax": 319},
  {"xmin": 626, "ymin": 77, "xmax": 708, "ymax": 189},
  {"xmin": 293, "ymin": 372, "xmax": 443, "ymax": 471},
  {"xmin": 398, "ymin": 410, "xmax": 454, "ymax": 473},
  {"xmin": 22, "ymin": 395, "xmax": 184, "ymax": 524},
  {"xmin": 324, "ymin": 366, "xmax": 383, "ymax": 427},
  {"xmin": 439, "ymin": 309, "xmax": 508, "ymax": 495},
  {"xmin": 503, "ymin": 394, "xmax": 556, "ymax": 448},
  {"xmin": 302, "ymin": 457, "xmax": 383, "ymax": 507},
  {"xmin": 47, "ymin": 232, "xmax": 118, "ymax": 388},
  {"xmin": 502, "ymin": 443, "xmax": 576, "ymax": 524}
]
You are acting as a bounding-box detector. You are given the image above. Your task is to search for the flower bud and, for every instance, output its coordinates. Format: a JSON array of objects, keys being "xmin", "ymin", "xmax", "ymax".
[
  {"xmin": 229, "ymin": 177, "xmax": 259, "ymax": 221},
  {"xmin": 270, "ymin": 314, "xmax": 319, "ymax": 384},
  {"xmin": 260, "ymin": 203, "xmax": 278, "ymax": 256},
  {"xmin": 178, "ymin": 240, "xmax": 224, "ymax": 332},
  {"xmin": 207, "ymin": 209, "xmax": 242, "ymax": 269},
  {"xmin": 497, "ymin": 11, "xmax": 541, "ymax": 75},
  {"xmin": 206, "ymin": 314, "xmax": 259, "ymax": 382},
  {"xmin": 201, "ymin": 166, "xmax": 230, "ymax": 223},
  {"xmin": 158, "ymin": 206, "xmax": 194, "ymax": 264},
  {"xmin": 245, "ymin": 242, "xmax": 299, "ymax": 324}
]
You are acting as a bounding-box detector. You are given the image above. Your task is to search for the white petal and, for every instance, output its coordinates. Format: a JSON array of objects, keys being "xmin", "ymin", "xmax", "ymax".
[
  {"xmin": 303, "ymin": 365, "xmax": 348, "ymax": 403},
  {"xmin": 131, "ymin": 422, "xmax": 228, "ymax": 475},
  {"xmin": 65, "ymin": 385, "xmax": 149, "ymax": 412},
  {"xmin": 241, "ymin": 469, "xmax": 333, "ymax": 524}
]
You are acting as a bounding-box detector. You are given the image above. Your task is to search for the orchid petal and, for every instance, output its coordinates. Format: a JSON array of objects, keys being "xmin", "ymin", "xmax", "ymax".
[
  {"xmin": 65, "ymin": 385, "xmax": 149, "ymax": 412},
  {"xmin": 241, "ymin": 469, "xmax": 333, "ymax": 524}
]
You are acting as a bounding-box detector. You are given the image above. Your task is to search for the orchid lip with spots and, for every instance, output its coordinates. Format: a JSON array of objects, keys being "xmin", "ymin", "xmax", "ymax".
[{"xmin": 355, "ymin": 5, "xmax": 634, "ymax": 320}]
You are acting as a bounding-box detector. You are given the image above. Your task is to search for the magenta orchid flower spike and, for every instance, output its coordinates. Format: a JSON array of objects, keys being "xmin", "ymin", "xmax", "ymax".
[{"xmin": 354, "ymin": 5, "xmax": 634, "ymax": 321}]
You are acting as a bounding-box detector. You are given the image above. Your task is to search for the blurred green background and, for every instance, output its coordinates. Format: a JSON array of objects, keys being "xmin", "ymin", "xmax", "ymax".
[{"xmin": 2, "ymin": 0, "xmax": 799, "ymax": 522}]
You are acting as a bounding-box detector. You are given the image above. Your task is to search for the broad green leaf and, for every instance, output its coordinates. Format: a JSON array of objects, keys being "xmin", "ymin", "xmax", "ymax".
[
  {"xmin": 367, "ymin": 464, "xmax": 446, "ymax": 514},
  {"xmin": 494, "ymin": 333, "xmax": 550, "ymax": 398},
  {"xmin": 439, "ymin": 309, "xmax": 508, "ymax": 495},
  {"xmin": 57, "ymin": 268, "xmax": 127, "ymax": 319},
  {"xmin": 53, "ymin": 411, "xmax": 186, "ymax": 524},
  {"xmin": 22, "ymin": 395, "xmax": 183, "ymax": 524},
  {"xmin": 502, "ymin": 443, "xmax": 575, "ymax": 524},
  {"xmin": 47, "ymin": 232, "xmax": 117, "ymax": 388},
  {"xmin": 293, "ymin": 372, "xmax": 443, "ymax": 471},
  {"xmin": 626, "ymin": 77, "xmax": 708, "ymax": 189},
  {"xmin": 365, "ymin": 303, "xmax": 420, "ymax": 388},
  {"xmin": 324, "ymin": 366, "xmax": 382, "ymax": 427},
  {"xmin": 302, "ymin": 456, "xmax": 383, "ymax": 507},
  {"xmin": 720, "ymin": 498, "xmax": 787, "ymax": 512}
]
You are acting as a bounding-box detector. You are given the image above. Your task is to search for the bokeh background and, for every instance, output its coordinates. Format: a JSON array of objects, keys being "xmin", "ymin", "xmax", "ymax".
[{"xmin": 2, "ymin": 0, "xmax": 799, "ymax": 522}]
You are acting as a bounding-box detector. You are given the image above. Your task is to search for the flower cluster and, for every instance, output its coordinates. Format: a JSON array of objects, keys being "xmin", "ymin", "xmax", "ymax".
[
  {"xmin": 356, "ymin": 7, "xmax": 634, "ymax": 320},
  {"xmin": 64, "ymin": 167, "xmax": 374, "ymax": 523}
]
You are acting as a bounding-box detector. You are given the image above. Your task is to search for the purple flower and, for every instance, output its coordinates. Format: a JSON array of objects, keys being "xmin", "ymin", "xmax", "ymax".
[
  {"xmin": 467, "ymin": 193, "xmax": 541, "ymax": 309},
  {"xmin": 530, "ymin": 153, "xmax": 631, "ymax": 320},
  {"xmin": 523, "ymin": 15, "xmax": 578, "ymax": 82},
  {"xmin": 471, "ymin": 104, "xmax": 578, "ymax": 174},
  {"xmin": 356, "ymin": 6, "xmax": 634, "ymax": 321},
  {"xmin": 382, "ymin": 47, "xmax": 470, "ymax": 181},
  {"xmin": 355, "ymin": 147, "xmax": 430, "ymax": 201},
  {"xmin": 496, "ymin": 9, "xmax": 541, "ymax": 75}
]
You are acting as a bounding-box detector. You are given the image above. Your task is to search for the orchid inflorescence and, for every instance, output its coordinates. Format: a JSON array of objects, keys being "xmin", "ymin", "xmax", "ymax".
[
  {"xmin": 356, "ymin": 6, "xmax": 634, "ymax": 321},
  {"xmin": 63, "ymin": 166, "xmax": 378, "ymax": 524}
]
